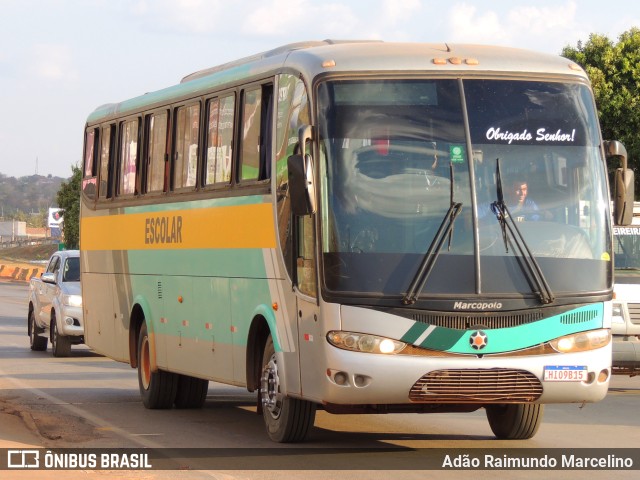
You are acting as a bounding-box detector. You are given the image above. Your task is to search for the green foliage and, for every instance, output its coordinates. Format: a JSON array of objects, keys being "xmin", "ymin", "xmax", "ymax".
[
  {"xmin": 56, "ymin": 165, "xmax": 82, "ymax": 249},
  {"xmin": 562, "ymin": 28, "xmax": 640, "ymax": 196},
  {"xmin": 0, "ymin": 173, "xmax": 64, "ymax": 221}
]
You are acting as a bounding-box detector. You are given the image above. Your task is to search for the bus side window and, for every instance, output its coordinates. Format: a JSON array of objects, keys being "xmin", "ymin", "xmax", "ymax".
[
  {"xmin": 118, "ymin": 118, "xmax": 139, "ymax": 196},
  {"xmin": 239, "ymin": 83, "xmax": 273, "ymax": 183},
  {"xmin": 145, "ymin": 111, "xmax": 169, "ymax": 193},
  {"xmin": 205, "ymin": 94, "xmax": 235, "ymax": 185},
  {"xmin": 98, "ymin": 125, "xmax": 115, "ymax": 200},
  {"xmin": 82, "ymin": 128, "xmax": 99, "ymax": 200},
  {"xmin": 173, "ymin": 103, "xmax": 200, "ymax": 189}
]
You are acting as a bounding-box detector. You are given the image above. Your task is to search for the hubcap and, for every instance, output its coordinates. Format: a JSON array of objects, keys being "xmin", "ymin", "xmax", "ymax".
[
  {"xmin": 260, "ymin": 354, "xmax": 282, "ymax": 419},
  {"xmin": 140, "ymin": 336, "xmax": 151, "ymax": 390}
]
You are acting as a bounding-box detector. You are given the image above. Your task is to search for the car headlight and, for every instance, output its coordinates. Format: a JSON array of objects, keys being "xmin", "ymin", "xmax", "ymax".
[
  {"xmin": 611, "ymin": 303, "xmax": 625, "ymax": 325},
  {"xmin": 327, "ymin": 331, "xmax": 407, "ymax": 354},
  {"xmin": 62, "ymin": 294, "xmax": 83, "ymax": 307},
  {"xmin": 550, "ymin": 329, "xmax": 610, "ymax": 353}
]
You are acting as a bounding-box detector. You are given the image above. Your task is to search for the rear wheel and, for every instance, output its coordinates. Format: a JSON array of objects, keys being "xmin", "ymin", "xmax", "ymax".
[
  {"xmin": 138, "ymin": 321, "xmax": 177, "ymax": 409},
  {"xmin": 29, "ymin": 310, "xmax": 48, "ymax": 351},
  {"xmin": 51, "ymin": 316, "xmax": 71, "ymax": 357},
  {"xmin": 174, "ymin": 374, "xmax": 209, "ymax": 409},
  {"xmin": 260, "ymin": 335, "xmax": 316, "ymax": 442},
  {"xmin": 485, "ymin": 404, "xmax": 544, "ymax": 439}
]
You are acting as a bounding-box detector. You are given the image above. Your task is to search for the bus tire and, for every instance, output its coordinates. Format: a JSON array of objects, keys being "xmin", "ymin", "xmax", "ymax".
[
  {"xmin": 260, "ymin": 335, "xmax": 316, "ymax": 443},
  {"xmin": 29, "ymin": 310, "xmax": 48, "ymax": 351},
  {"xmin": 51, "ymin": 316, "xmax": 71, "ymax": 357},
  {"xmin": 137, "ymin": 322, "xmax": 177, "ymax": 409},
  {"xmin": 485, "ymin": 403, "xmax": 544, "ymax": 439},
  {"xmin": 174, "ymin": 374, "xmax": 209, "ymax": 409}
]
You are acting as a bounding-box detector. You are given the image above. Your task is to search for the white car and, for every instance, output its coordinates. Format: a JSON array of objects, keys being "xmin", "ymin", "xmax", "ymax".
[{"xmin": 28, "ymin": 250, "xmax": 83, "ymax": 357}]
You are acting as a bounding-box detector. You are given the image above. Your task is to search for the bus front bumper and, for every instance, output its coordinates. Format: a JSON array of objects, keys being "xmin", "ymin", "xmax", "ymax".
[{"xmin": 310, "ymin": 343, "xmax": 611, "ymax": 407}]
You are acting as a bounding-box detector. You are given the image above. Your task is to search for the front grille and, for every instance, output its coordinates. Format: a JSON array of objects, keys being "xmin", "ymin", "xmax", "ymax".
[
  {"xmin": 628, "ymin": 303, "xmax": 640, "ymax": 325},
  {"xmin": 409, "ymin": 368, "xmax": 543, "ymax": 403},
  {"xmin": 560, "ymin": 308, "xmax": 599, "ymax": 325}
]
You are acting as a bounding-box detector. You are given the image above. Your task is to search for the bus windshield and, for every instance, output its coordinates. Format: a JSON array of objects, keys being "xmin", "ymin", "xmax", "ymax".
[{"xmin": 318, "ymin": 78, "xmax": 611, "ymax": 303}]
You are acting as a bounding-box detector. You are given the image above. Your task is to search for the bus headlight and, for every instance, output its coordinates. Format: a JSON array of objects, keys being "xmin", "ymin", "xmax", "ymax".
[
  {"xmin": 327, "ymin": 331, "xmax": 407, "ymax": 354},
  {"xmin": 550, "ymin": 329, "xmax": 610, "ymax": 353},
  {"xmin": 62, "ymin": 294, "xmax": 83, "ymax": 307}
]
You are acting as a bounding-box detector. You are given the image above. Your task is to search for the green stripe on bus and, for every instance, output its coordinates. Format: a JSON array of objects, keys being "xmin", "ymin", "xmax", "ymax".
[
  {"xmin": 418, "ymin": 327, "xmax": 466, "ymax": 350},
  {"xmin": 400, "ymin": 323, "xmax": 429, "ymax": 344}
]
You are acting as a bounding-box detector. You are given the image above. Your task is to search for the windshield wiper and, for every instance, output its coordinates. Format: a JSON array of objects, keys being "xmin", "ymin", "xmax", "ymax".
[
  {"xmin": 402, "ymin": 163, "xmax": 462, "ymax": 305},
  {"xmin": 491, "ymin": 158, "xmax": 555, "ymax": 304}
]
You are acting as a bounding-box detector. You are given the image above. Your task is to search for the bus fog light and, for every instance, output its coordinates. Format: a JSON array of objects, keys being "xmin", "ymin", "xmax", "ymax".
[
  {"xmin": 334, "ymin": 372, "xmax": 348, "ymax": 385},
  {"xmin": 64, "ymin": 317, "xmax": 74, "ymax": 326},
  {"xmin": 353, "ymin": 375, "xmax": 371, "ymax": 387},
  {"xmin": 598, "ymin": 369, "xmax": 609, "ymax": 383}
]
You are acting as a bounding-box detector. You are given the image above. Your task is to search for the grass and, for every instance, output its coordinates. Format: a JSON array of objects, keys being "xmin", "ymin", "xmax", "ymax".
[{"xmin": 0, "ymin": 244, "xmax": 60, "ymax": 263}]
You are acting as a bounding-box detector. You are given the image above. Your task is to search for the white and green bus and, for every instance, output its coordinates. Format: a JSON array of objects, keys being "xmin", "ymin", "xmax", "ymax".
[{"xmin": 80, "ymin": 40, "xmax": 634, "ymax": 442}]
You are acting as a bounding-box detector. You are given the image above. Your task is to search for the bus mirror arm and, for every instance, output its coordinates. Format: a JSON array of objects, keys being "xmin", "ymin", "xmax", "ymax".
[
  {"xmin": 288, "ymin": 125, "xmax": 317, "ymax": 216},
  {"xmin": 605, "ymin": 140, "xmax": 635, "ymax": 226}
]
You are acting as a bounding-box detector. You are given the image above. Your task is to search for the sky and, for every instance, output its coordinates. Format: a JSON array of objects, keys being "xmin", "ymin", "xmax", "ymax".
[{"xmin": 0, "ymin": 0, "xmax": 639, "ymax": 179}]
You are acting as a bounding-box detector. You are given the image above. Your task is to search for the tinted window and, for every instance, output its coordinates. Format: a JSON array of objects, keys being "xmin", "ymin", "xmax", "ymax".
[
  {"xmin": 205, "ymin": 95, "xmax": 235, "ymax": 185},
  {"xmin": 174, "ymin": 104, "xmax": 200, "ymax": 189},
  {"xmin": 119, "ymin": 119, "xmax": 139, "ymax": 195}
]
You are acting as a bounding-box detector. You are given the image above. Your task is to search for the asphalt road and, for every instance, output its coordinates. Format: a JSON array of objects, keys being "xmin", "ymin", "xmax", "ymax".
[{"xmin": 0, "ymin": 280, "xmax": 639, "ymax": 479}]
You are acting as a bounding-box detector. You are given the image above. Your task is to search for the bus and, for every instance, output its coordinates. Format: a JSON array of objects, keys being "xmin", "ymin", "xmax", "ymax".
[
  {"xmin": 612, "ymin": 202, "xmax": 640, "ymax": 375},
  {"xmin": 80, "ymin": 40, "xmax": 634, "ymax": 442}
]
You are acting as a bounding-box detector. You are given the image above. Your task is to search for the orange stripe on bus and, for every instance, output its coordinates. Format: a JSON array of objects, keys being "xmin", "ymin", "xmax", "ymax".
[{"xmin": 80, "ymin": 203, "xmax": 276, "ymax": 251}]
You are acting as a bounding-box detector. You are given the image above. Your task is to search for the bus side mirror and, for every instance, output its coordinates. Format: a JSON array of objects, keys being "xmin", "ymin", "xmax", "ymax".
[
  {"xmin": 288, "ymin": 125, "xmax": 317, "ymax": 216},
  {"xmin": 288, "ymin": 153, "xmax": 316, "ymax": 216},
  {"xmin": 605, "ymin": 140, "xmax": 635, "ymax": 226}
]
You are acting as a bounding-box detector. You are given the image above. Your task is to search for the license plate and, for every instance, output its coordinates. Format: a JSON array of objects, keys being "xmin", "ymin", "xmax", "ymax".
[{"xmin": 544, "ymin": 365, "xmax": 588, "ymax": 382}]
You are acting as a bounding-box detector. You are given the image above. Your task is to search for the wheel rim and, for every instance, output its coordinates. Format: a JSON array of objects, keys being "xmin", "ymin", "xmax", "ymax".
[
  {"xmin": 261, "ymin": 353, "xmax": 282, "ymax": 419},
  {"xmin": 140, "ymin": 335, "xmax": 151, "ymax": 390}
]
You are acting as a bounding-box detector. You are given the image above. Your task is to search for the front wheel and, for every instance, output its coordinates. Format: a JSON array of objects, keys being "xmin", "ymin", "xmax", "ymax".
[
  {"xmin": 138, "ymin": 321, "xmax": 178, "ymax": 409},
  {"xmin": 260, "ymin": 335, "xmax": 316, "ymax": 443},
  {"xmin": 51, "ymin": 317, "xmax": 71, "ymax": 357},
  {"xmin": 485, "ymin": 404, "xmax": 544, "ymax": 439}
]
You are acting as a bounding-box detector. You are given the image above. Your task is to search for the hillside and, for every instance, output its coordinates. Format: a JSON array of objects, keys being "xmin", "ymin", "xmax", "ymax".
[{"xmin": 0, "ymin": 173, "xmax": 67, "ymax": 217}]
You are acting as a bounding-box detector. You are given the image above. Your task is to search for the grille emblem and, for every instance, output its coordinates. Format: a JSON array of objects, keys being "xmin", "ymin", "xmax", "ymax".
[{"xmin": 470, "ymin": 330, "xmax": 488, "ymax": 350}]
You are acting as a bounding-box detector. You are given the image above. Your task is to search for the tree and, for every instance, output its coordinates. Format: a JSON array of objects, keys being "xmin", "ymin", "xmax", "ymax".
[
  {"xmin": 562, "ymin": 28, "xmax": 640, "ymax": 197},
  {"xmin": 56, "ymin": 165, "xmax": 81, "ymax": 249}
]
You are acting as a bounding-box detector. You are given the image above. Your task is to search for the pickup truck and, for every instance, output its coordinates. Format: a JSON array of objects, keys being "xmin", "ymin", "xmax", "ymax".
[{"xmin": 28, "ymin": 249, "xmax": 83, "ymax": 357}]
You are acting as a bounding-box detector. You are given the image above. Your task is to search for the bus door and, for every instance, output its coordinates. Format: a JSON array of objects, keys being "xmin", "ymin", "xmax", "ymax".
[{"xmin": 294, "ymin": 214, "xmax": 321, "ymax": 394}]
